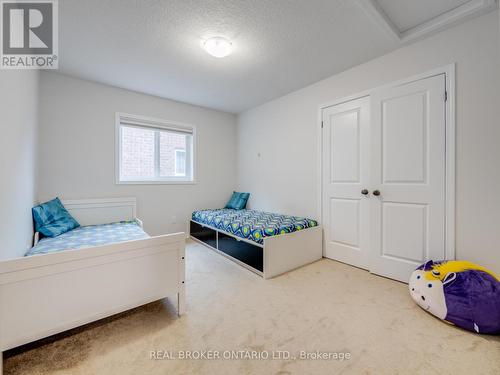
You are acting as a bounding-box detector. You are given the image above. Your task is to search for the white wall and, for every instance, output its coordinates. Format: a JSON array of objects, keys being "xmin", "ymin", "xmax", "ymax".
[
  {"xmin": 38, "ymin": 72, "xmax": 237, "ymax": 236},
  {"xmin": 237, "ymin": 12, "xmax": 500, "ymax": 272},
  {"xmin": 0, "ymin": 71, "xmax": 39, "ymax": 260}
]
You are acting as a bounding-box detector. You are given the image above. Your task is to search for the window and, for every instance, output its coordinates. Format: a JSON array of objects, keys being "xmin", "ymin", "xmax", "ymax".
[
  {"xmin": 175, "ymin": 149, "xmax": 186, "ymax": 176},
  {"xmin": 116, "ymin": 113, "xmax": 195, "ymax": 183}
]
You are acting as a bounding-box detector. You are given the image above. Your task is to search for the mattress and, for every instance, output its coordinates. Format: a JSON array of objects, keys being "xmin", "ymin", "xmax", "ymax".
[
  {"xmin": 192, "ymin": 208, "xmax": 318, "ymax": 245},
  {"xmin": 26, "ymin": 220, "xmax": 149, "ymax": 256}
]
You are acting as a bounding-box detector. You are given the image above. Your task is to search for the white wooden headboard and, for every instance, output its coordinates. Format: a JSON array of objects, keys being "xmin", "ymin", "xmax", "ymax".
[
  {"xmin": 32, "ymin": 197, "xmax": 138, "ymax": 246},
  {"xmin": 62, "ymin": 197, "xmax": 137, "ymax": 226}
]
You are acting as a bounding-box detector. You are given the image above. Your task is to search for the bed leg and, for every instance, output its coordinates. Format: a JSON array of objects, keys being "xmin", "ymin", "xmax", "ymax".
[
  {"xmin": 1, "ymin": 351, "xmax": 3, "ymax": 375},
  {"xmin": 177, "ymin": 289, "xmax": 186, "ymax": 316},
  {"xmin": 178, "ymin": 245, "xmax": 186, "ymax": 316}
]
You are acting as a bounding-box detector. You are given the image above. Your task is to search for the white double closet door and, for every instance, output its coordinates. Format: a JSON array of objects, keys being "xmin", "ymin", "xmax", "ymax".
[{"xmin": 322, "ymin": 74, "xmax": 446, "ymax": 282}]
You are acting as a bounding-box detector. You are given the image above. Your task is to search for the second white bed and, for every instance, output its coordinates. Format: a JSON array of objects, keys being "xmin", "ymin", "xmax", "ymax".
[{"xmin": 0, "ymin": 198, "xmax": 186, "ymax": 375}]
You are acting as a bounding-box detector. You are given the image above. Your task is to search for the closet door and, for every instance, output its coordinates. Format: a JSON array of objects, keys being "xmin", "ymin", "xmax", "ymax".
[
  {"xmin": 322, "ymin": 97, "xmax": 370, "ymax": 269},
  {"xmin": 369, "ymin": 74, "xmax": 446, "ymax": 282}
]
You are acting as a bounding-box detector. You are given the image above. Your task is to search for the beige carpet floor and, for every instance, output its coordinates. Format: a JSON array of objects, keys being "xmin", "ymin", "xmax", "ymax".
[{"xmin": 4, "ymin": 240, "xmax": 499, "ymax": 375}]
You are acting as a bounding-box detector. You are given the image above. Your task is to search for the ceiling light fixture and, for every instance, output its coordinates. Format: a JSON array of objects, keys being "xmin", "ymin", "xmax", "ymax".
[{"xmin": 203, "ymin": 37, "xmax": 232, "ymax": 58}]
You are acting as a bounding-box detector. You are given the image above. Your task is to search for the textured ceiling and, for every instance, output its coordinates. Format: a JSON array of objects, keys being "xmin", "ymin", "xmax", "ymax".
[{"xmin": 57, "ymin": 0, "xmax": 494, "ymax": 113}]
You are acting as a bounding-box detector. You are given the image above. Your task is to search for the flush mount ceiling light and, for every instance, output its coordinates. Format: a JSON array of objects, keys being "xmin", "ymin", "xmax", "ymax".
[{"xmin": 203, "ymin": 37, "xmax": 232, "ymax": 58}]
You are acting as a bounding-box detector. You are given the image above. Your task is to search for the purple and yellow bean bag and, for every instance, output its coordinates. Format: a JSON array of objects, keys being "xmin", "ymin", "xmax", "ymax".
[{"xmin": 409, "ymin": 260, "xmax": 500, "ymax": 334}]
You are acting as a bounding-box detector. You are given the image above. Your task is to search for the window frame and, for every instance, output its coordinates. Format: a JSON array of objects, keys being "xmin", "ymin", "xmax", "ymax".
[{"xmin": 115, "ymin": 112, "xmax": 197, "ymax": 185}]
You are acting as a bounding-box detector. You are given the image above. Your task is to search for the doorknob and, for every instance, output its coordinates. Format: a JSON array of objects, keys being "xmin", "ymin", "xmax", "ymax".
[
  {"xmin": 361, "ymin": 189, "xmax": 369, "ymax": 195},
  {"xmin": 373, "ymin": 190, "xmax": 381, "ymax": 196}
]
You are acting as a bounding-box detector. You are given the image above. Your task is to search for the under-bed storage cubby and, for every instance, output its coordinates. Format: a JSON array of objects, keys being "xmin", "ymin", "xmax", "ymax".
[
  {"xmin": 190, "ymin": 217, "xmax": 322, "ymax": 279},
  {"xmin": 217, "ymin": 233, "xmax": 263, "ymax": 272},
  {"xmin": 190, "ymin": 220, "xmax": 217, "ymax": 248}
]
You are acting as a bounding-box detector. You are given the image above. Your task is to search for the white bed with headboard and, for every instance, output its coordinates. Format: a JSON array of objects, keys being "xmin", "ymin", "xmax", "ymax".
[{"xmin": 0, "ymin": 198, "xmax": 185, "ymax": 374}]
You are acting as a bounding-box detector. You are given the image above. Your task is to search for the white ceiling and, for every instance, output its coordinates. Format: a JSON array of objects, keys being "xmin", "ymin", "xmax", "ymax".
[
  {"xmin": 57, "ymin": 0, "xmax": 497, "ymax": 113},
  {"xmin": 377, "ymin": 0, "xmax": 471, "ymax": 32}
]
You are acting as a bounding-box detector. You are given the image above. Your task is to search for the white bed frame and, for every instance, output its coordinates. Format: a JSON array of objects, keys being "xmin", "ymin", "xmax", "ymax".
[
  {"xmin": 263, "ymin": 225, "xmax": 322, "ymax": 278},
  {"xmin": 0, "ymin": 198, "xmax": 185, "ymax": 374},
  {"xmin": 190, "ymin": 220, "xmax": 322, "ymax": 279}
]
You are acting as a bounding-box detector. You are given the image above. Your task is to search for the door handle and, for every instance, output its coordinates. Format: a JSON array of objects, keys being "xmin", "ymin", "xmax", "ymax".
[
  {"xmin": 373, "ymin": 190, "xmax": 381, "ymax": 196},
  {"xmin": 361, "ymin": 189, "xmax": 369, "ymax": 195}
]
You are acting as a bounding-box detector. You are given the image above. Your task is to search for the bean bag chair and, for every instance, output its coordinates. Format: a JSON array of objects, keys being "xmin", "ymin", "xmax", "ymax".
[{"xmin": 409, "ymin": 260, "xmax": 500, "ymax": 334}]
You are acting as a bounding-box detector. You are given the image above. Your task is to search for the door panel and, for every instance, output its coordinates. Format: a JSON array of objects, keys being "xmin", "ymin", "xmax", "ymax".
[
  {"xmin": 381, "ymin": 202, "xmax": 427, "ymax": 263},
  {"xmin": 331, "ymin": 111, "xmax": 360, "ymax": 183},
  {"xmin": 370, "ymin": 74, "xmax": 446, "ymax": 282},
  {"xmin": 322, "ymin": 97, "xmax": 370, "ymax": 269},
  {"xmin": 330, "ymin": 198, "xmax": 359, "ymax": 247},
  {"xmin": 382, "ymin": 91, "xmax": 427, "ymax": 183}
]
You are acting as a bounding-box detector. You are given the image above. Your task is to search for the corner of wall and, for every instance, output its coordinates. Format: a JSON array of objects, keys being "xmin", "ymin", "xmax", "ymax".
[{"xmin": 0, "ymin": 70, "xmax": 40, "ymax": 260}]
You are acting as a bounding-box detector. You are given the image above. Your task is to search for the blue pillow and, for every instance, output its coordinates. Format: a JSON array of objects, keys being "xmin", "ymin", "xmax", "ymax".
[
  {"xmin": 234, "ymin": 192, "xmax": 250, "ymax": 209},
  {"xmin": 32, "ymin": 197, "xmax": 80, "ymax": 238},
  {"xmin": 225, "ymin": 192, "xmax": 240, "ymax": 209},
  {"xmin": 225, "ymin": 191, "xmax": 250, "ymax": 210}
]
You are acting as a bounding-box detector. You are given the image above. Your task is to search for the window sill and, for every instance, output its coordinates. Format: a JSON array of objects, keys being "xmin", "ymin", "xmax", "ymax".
[{"xmin": 116, "ymin": 180, "xmax": 197, "ymax": 185}]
